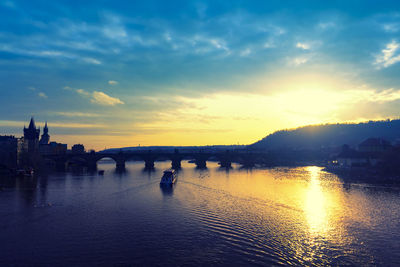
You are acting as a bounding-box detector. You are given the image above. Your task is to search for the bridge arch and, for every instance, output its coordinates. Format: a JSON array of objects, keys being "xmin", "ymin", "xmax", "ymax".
[
  {"xmin": 95, "ymin": 155, "xmax": 118, "ymax": 163},
  {"xmin": 94, "ymin": 154, "xmax": 126, "ymax": 169}
]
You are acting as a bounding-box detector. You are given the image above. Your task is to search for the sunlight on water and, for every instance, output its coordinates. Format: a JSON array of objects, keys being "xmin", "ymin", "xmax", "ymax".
[
  {"xmin": 304, "ymin": 166, "xmax": 328, "ymax": 235},
  {"xmin": 1, "ymin": 162, "xmax": 400, "ymax": 265}
]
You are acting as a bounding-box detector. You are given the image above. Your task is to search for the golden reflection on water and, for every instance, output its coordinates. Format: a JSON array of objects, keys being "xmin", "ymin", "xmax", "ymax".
[{"xmin": 304, "ymin": 166, "xmax": 329, "ymax": 235}]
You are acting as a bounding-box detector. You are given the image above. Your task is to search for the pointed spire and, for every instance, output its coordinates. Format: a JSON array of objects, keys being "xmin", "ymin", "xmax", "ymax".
[
  {"xmin": 43, "ymin": 121, "xmax": 48, "ymax": 134},
  {"xmin": 28, "ymin": 117, "xmax": 36, "ymax": 129}
]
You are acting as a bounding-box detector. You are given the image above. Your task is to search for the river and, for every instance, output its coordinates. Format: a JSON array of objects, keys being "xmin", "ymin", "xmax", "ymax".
[{"xmin": 1, "ymin": 161, "xmax": 400, "ymax": 266}]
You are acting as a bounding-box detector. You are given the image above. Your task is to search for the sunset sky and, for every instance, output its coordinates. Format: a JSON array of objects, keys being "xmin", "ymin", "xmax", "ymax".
[{"xmin": 1, "ymin": 0, "xmax": 400, "ymax": 150}]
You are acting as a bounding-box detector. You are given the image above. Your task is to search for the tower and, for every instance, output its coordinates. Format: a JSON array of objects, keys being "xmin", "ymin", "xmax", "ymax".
[
  {"xmin": 39, "ymin": 122, "xmax": 50, "ymax": 145},
  {"xmin": 22, "ymin": 117, "xmax": 40, "ymax": 167}
]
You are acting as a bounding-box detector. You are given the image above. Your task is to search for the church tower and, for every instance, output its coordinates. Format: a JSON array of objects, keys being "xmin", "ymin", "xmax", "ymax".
[
  {"xmin": 22, "ymin": 117, "xmax": 40, "ymax": 167},
  {"xmin": 39, "ymin": 122, "xmax": 50, "ymax": 145}
]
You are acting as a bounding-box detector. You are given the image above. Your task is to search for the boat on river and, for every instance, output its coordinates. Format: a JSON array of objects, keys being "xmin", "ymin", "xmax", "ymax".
[
  {"xmin": 16, "ymin": 168, "xmax": 34, "ymax": 178},
  {"xmin": 160, "ymin": 169, "xmax": 176, "ymax": 185}
]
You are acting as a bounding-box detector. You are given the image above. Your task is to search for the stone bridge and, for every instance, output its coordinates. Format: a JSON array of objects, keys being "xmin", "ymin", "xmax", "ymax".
[{"xmin": 43, "ymin": 150, "xmax": 267, "ymax": 171}]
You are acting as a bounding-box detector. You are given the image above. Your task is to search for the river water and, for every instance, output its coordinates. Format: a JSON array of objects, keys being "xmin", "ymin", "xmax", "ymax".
[{"xmin": 1, "ymin": 161, "xmax": 400, "ymax": 266}]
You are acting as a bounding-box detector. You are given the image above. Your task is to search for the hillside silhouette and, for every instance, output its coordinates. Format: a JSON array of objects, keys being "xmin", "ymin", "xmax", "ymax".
[{"xmin": 250, "ymin": 119, "xmax": 400, "ymax": 151}]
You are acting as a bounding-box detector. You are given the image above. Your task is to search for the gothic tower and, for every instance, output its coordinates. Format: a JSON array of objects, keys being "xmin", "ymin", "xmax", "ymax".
[
  {"xmin": 22, "ymin": 117, "xmax": 40, "ymax": 167},
  {"xmin": 39, "ymin": 122, "xmax": 50, "ymax": 145}
]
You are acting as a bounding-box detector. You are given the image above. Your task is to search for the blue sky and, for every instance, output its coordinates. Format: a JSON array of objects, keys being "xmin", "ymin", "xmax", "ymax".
[{"xmin": 1, "ymin": 0, "xmax": 400, "ymax": 149}]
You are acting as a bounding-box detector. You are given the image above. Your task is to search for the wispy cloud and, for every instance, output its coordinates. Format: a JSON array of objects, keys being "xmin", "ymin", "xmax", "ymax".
[
  {"xmin": 383, "ymin": 23, "xmax": 400, "ymax": 33},
  {"xmin": 317, "ymin": 22, "xmax": 336, "ymax": 30},
  {"xmin": 38, "ymin": 92, "xmax": 48, "ymax": 98},
  {"xmin": 91, "ymin": 91, "xmax": 124, "ymax": 106},
  {"xmin": 0, "ymin": 120, "xmax": 105, "ymax": 128},
  {"xmin": 82, "ymin": 57, "xmax": 101, "ymax": 65},
  {"xmin": 290, "ymin": 56, "xmax": 309, "ymax": 66},
  {"xmin": 73, "ymin": 87, "xmax": 124, "ymax": 106},
  {"xmin": 240, "ymin": 48, "xmax": 251, "ymax": 56},
  {"xmin": 108, "ymin": 80, "xmax": 118, "ymax": 85},
  {"xmin": 54, "ymin": 112, "xmax": 102, "ymax": 117},
  {"xmin": 296, "ymin": 42, "xmax": 310, "ymax": 50},
  {"xmin": 76, "ymin": 88, "xmax": 90, "ymax": 96},
  {"xmin": 1, "ymin": 0, "xmax": 16, "ymax": 9},
  {"xmin": 0, "ymin": 45, "xmax": 101, "ymax": 65},
  {"xmin": 348, "ymin": 88, "xmax": 400, "ymax": 103},
  {"xmin": 375, "ymin": 40, "xmax": 400, "ymax": 68}
]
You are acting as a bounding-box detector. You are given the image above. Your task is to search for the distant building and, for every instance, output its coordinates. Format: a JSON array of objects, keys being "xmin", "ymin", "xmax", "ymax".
[
  {"xmin": 334, "ymin": 138, "xmax": 392, "ymax": 168},
  {"xmin": 71, "ymin": 144, "xmax": 85, "ymax": 154},
  {"xmin": 336, "ymin": 146, "xmax": 368, "ymax": 167},
  {"xmin": 39, "ymin": 122, "xmax": 50, "ymax": 145},
  {"xmin": 0, "ymin": 135, "xmax": 18, "ymax": 170},
  {"xmin": 358, "ymin": 138, "xmax": 392, "ymax": 153},
  {"xmin": 35, "ymin": 121, "xmax": 68, "ymax": 156},
  {"xmin": 39, "ymin": 142, "xmax": 67, "ymax": 156},
  {"xmin": 23, "ymin": 117, "xmax": 40, "ymax": 155},
  {"xmin": 21, "ymin": 117, "xmax": 41, "ymax": 168}
]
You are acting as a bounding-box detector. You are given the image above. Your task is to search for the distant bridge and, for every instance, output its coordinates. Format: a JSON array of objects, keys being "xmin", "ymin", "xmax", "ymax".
[{"xmin": 43, "ymin": 150, "xmax": 268, "ymax": 170}]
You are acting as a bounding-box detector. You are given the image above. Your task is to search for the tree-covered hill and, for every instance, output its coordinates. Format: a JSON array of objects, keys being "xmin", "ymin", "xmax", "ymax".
[{"xmin": 250, "ymin": 119, "xmax": 400, "ymax": 151}]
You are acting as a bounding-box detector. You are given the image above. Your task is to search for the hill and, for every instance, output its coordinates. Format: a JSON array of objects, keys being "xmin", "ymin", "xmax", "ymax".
[{"xmin": 250, "ymin": 119, "xmax": 400, "ymax": 151}]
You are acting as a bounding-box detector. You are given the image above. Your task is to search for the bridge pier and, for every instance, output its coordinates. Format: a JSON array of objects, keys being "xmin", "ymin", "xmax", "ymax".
[
  {"xmin": 195, "ymin": 159, "xmax": 207, "ymax": 168},
  {"xmin": 116, "ymin": 159, "xmax": 126, "ymax": 170},
  {"xmin": 218, "ymin": 150, "xmax": 233, "ymax": 168},
  {"xmin": 241, "ymin": 155, "xmax": 255, "ymax": 168},
  {"xmin": 219, "ymin": 160, "xmax": 232, "ymax": 168},
  {"xmin": 171, "ymin": 159, "xmax": 181, "ymax": 169},
  {"xmin": 193, "ymin": 153, "xmax": 209, "ymax": 169},
  {"xmin": 55, "ymin": 160, "xmax": 66, "ymax": 171},
  {"xmin": 170, "ymin": 150, "xmax": 182, "ymax": 169},
  {"xmin": 87, "ymin": 160, "xmax": 97, "ymax": 170},
  {"xmin": 144, "ymin": 159, "xmax": 155, "ymax": 169}
]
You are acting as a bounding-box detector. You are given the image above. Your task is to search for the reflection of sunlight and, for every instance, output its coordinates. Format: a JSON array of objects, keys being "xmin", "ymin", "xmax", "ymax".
[{"xmin": 304, "ymin": 166, "xmax": 328, "ymax": 235}]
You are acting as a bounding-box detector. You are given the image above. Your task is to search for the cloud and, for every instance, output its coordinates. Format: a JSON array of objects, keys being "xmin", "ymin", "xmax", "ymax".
[
  {"xmin": 82, "ymin": 57, "xmax": 101, "ymax": 65},
  {"xmin": 91, "ymin": 91, "xmax": 124, "ymax": 106},
  {"xmin": 383, "ymin": 23, "xmax": 399, "ymax": 33},
  {"xmin": 69, "ymin": 87, "xmax": 123, "ymax": 106},
  {"xmin": 2, "ymin": 1, "xmax": 16, "ymax": 9},
  {"xmin": 76, "ymin": 88, "xmax": 90, "ymax": 96},
  {"xmin": 108, "ymin": 80, "xmax": 118, "ymax": 85},
  {"xmin": 38, "ymin": 92, "xmax": 48, "ymax": 98},
  {"xmin": 54, "ymin": 112, "xmax": 102, "ymax": 117},
  {"xmin": 240, "ymin": 48, "xmax": 251, "ymax": 56},
  {"xmin": 348, "ymin": 88, "xmax": 400, "ymax": 103},
  {"xmin": 296, "ymin": 42, "xmax": 310, "ymax": 50},
  {"xmin": 0, "ymin": 44, "xmax": 102, "ymax": 65},
  {"xmin": 290, "ymin": 56, "xmax": 309, "ymax": 66},
  {"xmin": 317, "ymin": 22, "xmax": 336, "ymax": 30},
  {"xmin": 210, "ymin": 39, "xmax": 226, "ymax": 50},
  {"xmin": 264, "ymin": 40, "xmax": 275, "ymax": 48},
  {"xmin": 0, "ymin": 120, "xmax": 104, "ymax": 128},
  {"xmin": 101, "ymin": 14, "xmax": 127, "ymax": 41},
  {"xmin": 375, "ymin": 41, "xmax": 400, "ymax": 68}
]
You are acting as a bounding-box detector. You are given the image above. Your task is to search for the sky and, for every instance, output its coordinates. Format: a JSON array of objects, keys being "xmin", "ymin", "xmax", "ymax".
[{"xmin": 1, "ymin": 0, "xmax": 400, "ymax": 150}]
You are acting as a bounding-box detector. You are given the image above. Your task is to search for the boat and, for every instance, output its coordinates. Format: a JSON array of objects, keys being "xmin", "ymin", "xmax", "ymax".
[
  {"xmin": 98, "ymin": 170, "xmax": 105, "ymax": 175},
  {"xmin": 160, "ymin": 169, "xmax": 176, "ymax": 185},
  {"xmin": 16, "ymin": 168, "xmax": 34, "ymax": 178}
]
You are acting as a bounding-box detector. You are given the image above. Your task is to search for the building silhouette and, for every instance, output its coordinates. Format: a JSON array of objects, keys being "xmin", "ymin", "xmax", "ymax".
[
  {"xmin": 72, "ymin": 144, "xmax": 85, "ymax": 154},
  {"xmin": 20, "ymin": 117, "xmax": 41, "ymax": 168},
  {"xmin": 0, "ymin": 135, "xmax": 18, "ymax": 171},
  {"xmin": 23, "ymin": 117, "xmax": 40, "ymax": 155},
  {"xmin": 39, "ymin": 122, "xmax": 50, "ymax": 145}
]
